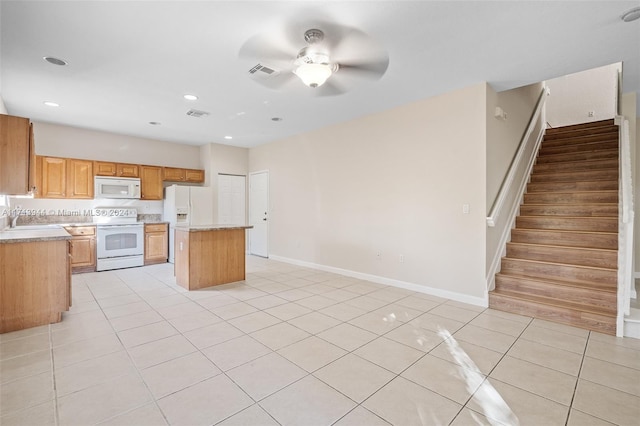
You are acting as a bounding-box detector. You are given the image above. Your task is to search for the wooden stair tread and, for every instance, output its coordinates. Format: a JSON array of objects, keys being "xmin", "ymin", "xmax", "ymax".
[
  {"xmin": 490, "ymin": 288, "xmax": 616, "ymax": 317},
  {"xmin": 501, "ymin": 256, "xmax": 616, "ymax": 272},
  {"xmin": 506, "ymin": 241, "xmax": 617, "ymax": 254},
  {"xmin": 495, "ymin": 272, "xmax": 616, "ymax": 293},
  {"xmin": 544, "ymin": 119, "xmax": 615, "ymax": 134}
]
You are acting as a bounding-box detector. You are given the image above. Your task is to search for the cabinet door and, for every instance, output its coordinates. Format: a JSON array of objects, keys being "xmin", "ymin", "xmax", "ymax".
[
  {"xmin": 140, "ymin": 166, "xmax": 163, "ymax": 200},
  {"xmin": 94, "ymin": 161, "xmax": 117, "ymax": 176},
  {"xmin": 117, "ymin": 163, "xmax": 139, "ymax": 178},
  {"xmin": 144, "ymin": 225, "xmax": 168, "ymax": 264},
  {"xmin": 67, "ymin": 159, "xmax": 94, "ymax": 198},
  {"xmin": 69, "ymin": 237, "xmax": 96, "ymax": 269},
  {"xmin": 39, "ymin": 156, "xmax": 67, "ymax": 198},
  {"xmin": 185, "ymin": 169, "xmax": 205, "ymax": 183},
  {"xmin": 0, "ymin": 114, "xmax": 31, "ymax": 195},
  {"xmin": 163, "ymin": 167, "xmax": 185, "ymax": 181}
]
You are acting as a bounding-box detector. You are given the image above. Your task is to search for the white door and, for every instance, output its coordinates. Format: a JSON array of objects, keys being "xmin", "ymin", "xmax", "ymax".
[
  {"xmin": 218, "ymin": 174, "xmax": 246, "ymax": 225},
  {"xmin": 249, "ymin": 171, "xmax": 269, "ymax": 257}
]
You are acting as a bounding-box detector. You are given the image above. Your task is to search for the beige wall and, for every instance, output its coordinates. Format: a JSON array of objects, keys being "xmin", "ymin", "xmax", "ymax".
[
  {"xmin": 546, "ymin": 63, "xmax": 620, "ymax": 128},
  {"xmin": 486, "ymin": 82, "xmax": 544, "ymax": 212},
  {"xmin": 200, "ymin": 143, "xmax": 249, "ymax": 223},
  {"xmin": 33, "ymin": 121, "xmax": 202, "ymax": 168},
  {"xmin": 249, "ymin": 83, "xmax": 488, "ymax": 303}
]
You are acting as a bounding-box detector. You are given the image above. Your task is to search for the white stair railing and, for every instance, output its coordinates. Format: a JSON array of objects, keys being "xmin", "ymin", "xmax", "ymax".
[{"xmin": 617, "ymin": 116, "xmax": 633, "ymax": 336}]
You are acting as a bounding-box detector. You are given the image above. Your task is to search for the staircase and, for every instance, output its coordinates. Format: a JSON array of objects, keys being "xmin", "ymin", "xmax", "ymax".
[{"xmin": 489, "ymin": 119, "xmax": 619, "ymax": 335}]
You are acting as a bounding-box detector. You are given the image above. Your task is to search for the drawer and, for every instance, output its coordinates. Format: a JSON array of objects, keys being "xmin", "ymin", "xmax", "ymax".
[
  {"xmin": 64, "ymin": 226, "xmax": 96, "ymax": 236},
  {"xmin": 145, "ymin": 223, "xmax": 167, "ymax": 233}
]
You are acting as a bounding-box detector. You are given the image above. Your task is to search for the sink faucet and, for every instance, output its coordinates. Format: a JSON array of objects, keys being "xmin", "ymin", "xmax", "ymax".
[{"xmin": 6, "ymin": 198, "xmax": 20, "ymax": 228}]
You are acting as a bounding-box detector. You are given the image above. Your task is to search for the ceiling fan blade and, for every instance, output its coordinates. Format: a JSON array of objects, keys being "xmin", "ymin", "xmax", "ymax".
[{"xmin": 337, "ymin": 56, "xmax": 390, "ymax": 81}]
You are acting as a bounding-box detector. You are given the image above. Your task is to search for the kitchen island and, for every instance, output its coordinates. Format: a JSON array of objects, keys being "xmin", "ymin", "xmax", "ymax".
[
  {"xmin": 174, "ymin": 225, "xmax": 253, "ymax": 290},
  {"xmin": 0, "ymin": 227, "xmax": 72, "ymax": 333}
]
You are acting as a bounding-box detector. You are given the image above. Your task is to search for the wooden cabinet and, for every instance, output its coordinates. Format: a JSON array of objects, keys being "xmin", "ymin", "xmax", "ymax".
[
  {"xmin": 184, "ymin": 168, "xmax": 205, "ymax": 183},
  {"xmin": 66, "ymin": 159, "xmax": 93, "ymax": 198},
  {"xmin": 64, "ymin": 226, "xmax": 96, "ymax": 273},
  {"xmin": 117, "ymin": 163, "xmax": 139, "ymax": 178},
  {"xmin": 175, "ymin": 227, "xmax": 248, "ymax": 290},
  {"xmin": 0, "ymin": 114, "xmax": 36, "ymax": 195},
  {"xmin": 140, "ymin": 165, "xmax": 163, "ymax": 200},
  {"xmin": 144, "ymin": 223, "xmax": 168, "ymax": 265},
  {"xmin": 37, "ymin": 156, "xmax": 66, "ymax": 198},
  {"xmin": 163, "ymin": 167, "xmax": 185, "ymax": 182},
  {"xmin": 94, "ymin": 161, "xmax": 117, "ymax": 176},
  {"xmin": 94, "ymin": 161, "xmax": 139, "ymax": 178},
  {"xmin": 0, "ymin": 239, "xmax": 71, "ymax": 333},
  {"xmin": 37, "ymin": 156, "xmax": 93, "ymax": 199},
  {"xmin": 163, "ymin": 167, "xmax": 205, "ymax": 183}
]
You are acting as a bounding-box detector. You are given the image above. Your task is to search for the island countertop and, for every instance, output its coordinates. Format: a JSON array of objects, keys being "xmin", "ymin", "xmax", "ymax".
[
  {"xmin": 0, "ymin": 228, "xmax": 72, "ymax": 244},
  {"xmin": 175, "ymin": 224, "xmax": 253, "ymax": 232}
]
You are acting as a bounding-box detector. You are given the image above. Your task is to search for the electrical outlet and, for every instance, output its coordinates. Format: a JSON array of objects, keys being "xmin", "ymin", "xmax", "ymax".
[
  {"xmin": 376, "ymin": 250, "xmax": 381, "ymax": 259},
  {"xmin": 588, "ymin": 111, "xmax": 594, "ymax": 117},
  {"xmin": 399, "ymin": 254, "xmax": 404, "ymax": 263}
]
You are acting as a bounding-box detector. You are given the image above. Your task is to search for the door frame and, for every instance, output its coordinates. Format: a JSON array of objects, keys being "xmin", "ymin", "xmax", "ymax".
[{"xmin": 249, "ymin": 170, "xmax": 269, "ymax": 258}]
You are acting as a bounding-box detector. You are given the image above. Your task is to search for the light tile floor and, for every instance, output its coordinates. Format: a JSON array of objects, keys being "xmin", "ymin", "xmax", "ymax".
[{"xmin": 1, "ymin": 256, "xmax": 640, "ymax": 425}]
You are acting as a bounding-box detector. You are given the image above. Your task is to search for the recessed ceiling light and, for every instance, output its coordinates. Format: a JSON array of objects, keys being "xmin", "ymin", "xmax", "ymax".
[
  {"xmin": 43, "ymin": 101, "xmax": 59, "ymax": 107},
  {"xmin": 149, "ymin": 121, "xmax": 161, "ymax": 126},
  {"xmin": 621, "ymin": 7, "xmax": 640, "ymax": 22},
  {"xmin": 183, "ymin": 94, "xmax": 198, "ymax": 101},
  {"xmin": 224, "ymin": 136, "xmax": 233, "ymax": 140},
  {"xmin": 271, "ymin": 117, "xmax": 283, "ymax": 122},
  {"xmin": 43, "ymin": 56, "xmax": 67, "ymax": 66}
]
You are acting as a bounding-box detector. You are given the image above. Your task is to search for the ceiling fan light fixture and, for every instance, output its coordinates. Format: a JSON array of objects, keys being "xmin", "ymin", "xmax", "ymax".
[{"xmin": 293, "ymin": 63, "xmax": 333, "ymax": 88}]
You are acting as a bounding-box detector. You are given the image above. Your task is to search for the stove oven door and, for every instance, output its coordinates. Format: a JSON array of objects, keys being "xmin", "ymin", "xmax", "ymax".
[{"xmin": 97, "ymin": 225, "xmax": 144, "ymax": 259}]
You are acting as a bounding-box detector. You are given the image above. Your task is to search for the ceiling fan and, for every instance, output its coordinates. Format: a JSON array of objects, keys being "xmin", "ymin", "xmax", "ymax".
[{"xmin": 239, "ymin": 22, "xmax": 389, "ymax": 96}]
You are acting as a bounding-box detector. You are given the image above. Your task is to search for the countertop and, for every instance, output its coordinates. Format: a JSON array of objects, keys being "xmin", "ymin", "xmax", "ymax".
[
  {"xmin": 175, "ymin": 224, "xmax": 253, "ymax": 232},
  {"xmin": 0, "ymin": 228, "xmax": 72, "ymax": 243}
]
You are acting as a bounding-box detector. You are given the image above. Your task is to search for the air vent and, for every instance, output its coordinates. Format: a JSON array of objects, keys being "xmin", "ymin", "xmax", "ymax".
[
  {"xmin": 249, "ymin": 63, "xmax": 277, "ymax": 75},
  {"xmin": 186, "ymin": 109, "xmax": 210, "ymax": 118}
]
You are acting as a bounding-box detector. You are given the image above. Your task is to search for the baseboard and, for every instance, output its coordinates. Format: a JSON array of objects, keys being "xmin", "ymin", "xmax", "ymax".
[{"xmin": 269, "ymin": 254, "xmax": 488, "ymax": 308}]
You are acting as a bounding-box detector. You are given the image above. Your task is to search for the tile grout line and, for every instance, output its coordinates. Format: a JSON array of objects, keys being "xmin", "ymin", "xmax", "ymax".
[{"xmin": 48, "ymin": 324, "xmax": 60, "ymax": 426}]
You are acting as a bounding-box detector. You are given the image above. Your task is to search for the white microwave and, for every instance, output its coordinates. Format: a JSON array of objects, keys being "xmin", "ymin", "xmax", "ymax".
[{"xmin": 94, "ymin": 177, "xmax": 141, "ymax": 199}]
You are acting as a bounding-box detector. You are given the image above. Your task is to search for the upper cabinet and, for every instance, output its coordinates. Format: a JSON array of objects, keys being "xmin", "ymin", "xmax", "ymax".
[
  {"xmin": 140, "ymin": 165, "xmax": 163, "ymax": 200},
  {"xmin": 37, "ymin": 156, "xmax": 93, "ymax": 199},
  {"xmin": 66, "ymin": 159, "xmax": 94, "ymax": 198},
  {"xmin": 94, "ymin": 161, "xmax": 139, "ymax": 178},
  {"xmin": 31, "ymin": 149, "xmax": 205, "ymax": 199},
  {"xmin": 0, "ymin": 114, "xmax": 36, "ymax": 195},
  {"xmin": 163, "ymin": 167, "xmax": 205, "ymax": 183}
]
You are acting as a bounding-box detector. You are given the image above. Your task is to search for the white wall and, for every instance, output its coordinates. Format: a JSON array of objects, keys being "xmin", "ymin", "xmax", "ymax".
[
  {"xmin": 200, "ymin": 143, "xmax": 248, "ymax": 223},
  {"xmin": 249, "ymin": 83, "xmax": 488, "ymax": 303},
  {"xmin": 545, "ymin": 63, "xmax": 620, "ymax": 127},
  {"xmin": 33, "ymin": 121, "xmax": 201, "ymax": 168}
]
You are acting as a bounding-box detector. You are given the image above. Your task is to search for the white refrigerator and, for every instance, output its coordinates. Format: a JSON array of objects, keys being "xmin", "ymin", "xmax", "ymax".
[{"xmin": 164, "ymin": 184, "xmax": 214, "ymax": 263}]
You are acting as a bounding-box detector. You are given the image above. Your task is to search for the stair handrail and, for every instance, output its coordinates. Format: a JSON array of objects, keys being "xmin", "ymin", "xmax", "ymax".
[
  {"xmin": 487, "ymin": 88, "xmax": 546, "ymax": 227},
  {"xmin": 617, "ymin": 115, "xmax": 633, "ymax": 336}
]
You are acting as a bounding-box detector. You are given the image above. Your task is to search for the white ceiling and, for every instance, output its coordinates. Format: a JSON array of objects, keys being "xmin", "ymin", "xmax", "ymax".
[{"xmin": 1, "ymin": 1, "xmax": 639, "ymax": 148}]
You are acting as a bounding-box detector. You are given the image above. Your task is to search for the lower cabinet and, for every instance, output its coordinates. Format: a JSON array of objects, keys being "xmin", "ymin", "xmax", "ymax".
[
  {"xmin": 0, "ymin": 239, "xmax": 71, "ymax": 333},
  {"xmin": 64, "ymin": 226, "xmax": 96, "ymax": 273},
  {"xmin": 144, "ymin": 223, "xmax": 168, "ymax": 265}
]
